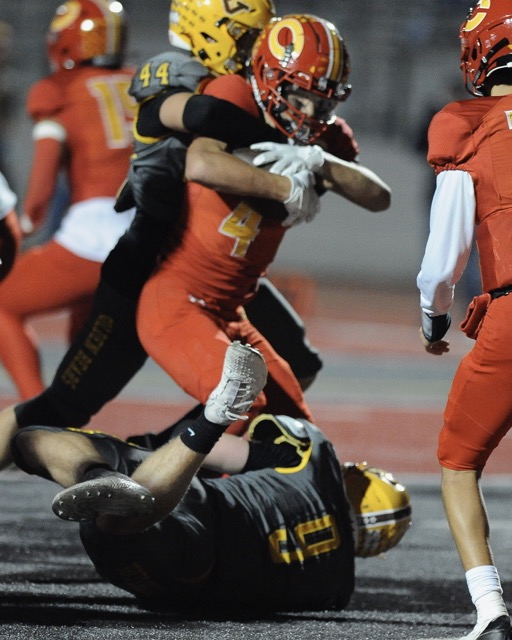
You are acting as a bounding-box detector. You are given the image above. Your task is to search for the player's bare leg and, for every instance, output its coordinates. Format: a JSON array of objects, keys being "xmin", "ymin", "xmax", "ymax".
[
  {"xmin": 442, "ymin": 467, "xmax": 510, "ymax": 640},
  {"xmin": 0, "ymin": 405, "xmax": 19, "ymax": 469},
  {"xmin": 441, "ymin": 468, "xmax": 492, "ymax": 570},
  {"xmin": 14, "ymin": 428, "xmax": 111, "ymax": 488},
  {"xmin": 50, "ymin": 341, "xmax": 267, "ymax": 534}
]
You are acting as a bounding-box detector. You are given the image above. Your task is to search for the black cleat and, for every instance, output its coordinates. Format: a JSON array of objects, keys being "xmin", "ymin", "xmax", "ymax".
[
  {"xmin": 463, "ymin": 616, "xmax": 512, "ymax": 640},
  {"xmin": 52, "ymin": 470, "xmax": 155, "ymax": 522}
]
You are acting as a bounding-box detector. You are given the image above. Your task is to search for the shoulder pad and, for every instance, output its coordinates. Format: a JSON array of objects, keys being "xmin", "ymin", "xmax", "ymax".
[
  {"xmin": 129, "ymin": 51, "xmax": 209, "ymax": 102},
  {"xmin": 427, "ymin": 101, "xmax": 475, "ymax": 172},
  {"xmin": 318, "ymin": 116, "xmax": 359, "ymax": 162},
  {"xmin": 26, "ymin": 75, "xmax": 65, "ymax": 121}
]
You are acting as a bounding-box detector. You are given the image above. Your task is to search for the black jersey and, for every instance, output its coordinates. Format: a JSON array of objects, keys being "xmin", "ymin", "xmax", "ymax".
[
  {"xmin": 122, "ymin": 50, "xmax": 208, "ymax": 221},
  {"xmin": 80, "ymin": 422, "xmax": 355, "ymax": 612}
]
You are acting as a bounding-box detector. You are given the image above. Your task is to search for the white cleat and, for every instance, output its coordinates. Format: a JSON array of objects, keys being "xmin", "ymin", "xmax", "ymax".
[{"xmin": 204, "ymin": 341, "xmax": 267, "ymax": 426}]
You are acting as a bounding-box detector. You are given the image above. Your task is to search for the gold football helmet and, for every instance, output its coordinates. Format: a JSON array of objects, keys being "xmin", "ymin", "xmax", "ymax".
[
  {"xmin": 168, "ymin": 0, "xmax": 276, "ymax": 76},
  {"xmin": 342, "ymin": 462, "xmax": 412, "ymax": 558}
]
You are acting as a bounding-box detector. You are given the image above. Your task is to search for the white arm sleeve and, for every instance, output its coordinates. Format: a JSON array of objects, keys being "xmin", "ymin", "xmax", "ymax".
[
  {"xmin": 32, "ymin": 119, "xmax": 67, "ymax": 142},
  {"xmin": 417, "ymin": 170, "xmax": 475, "ymax": 316},
  {"xmin": 0, "ymin": 171, "xmax": 17, "ymax": 221}
]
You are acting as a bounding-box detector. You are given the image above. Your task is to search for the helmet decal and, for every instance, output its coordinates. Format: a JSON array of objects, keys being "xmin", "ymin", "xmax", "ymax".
[
  {"xmin": 51, "ymin": 1, "xmax": 83, "ymax": 32},
  {"xmin": 464, "ymin": 0, "xmax": 491, "ymax": 32},
  {"xmin": 223, "ymin": 0, "xmax": 253, "ymax": 17},
  {"xmin": 267, "ymin": 17, "xmax": 306, "ymax": 64}
]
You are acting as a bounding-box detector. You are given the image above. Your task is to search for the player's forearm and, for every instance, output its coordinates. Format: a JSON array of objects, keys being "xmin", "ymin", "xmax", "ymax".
[
  {"xmin": 321, "ymin": 152, "xmax": 391, "ymax": 211},
  {"xmin": 185, "ymin": 137, "xmax": 291, "ymax": 202},
  {"xmin": 24, "ymin": 136, "xmax": 63, "ymax": 226}
]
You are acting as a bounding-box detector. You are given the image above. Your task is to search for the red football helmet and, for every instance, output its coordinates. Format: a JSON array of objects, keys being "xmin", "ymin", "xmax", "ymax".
[
  {"xmin": 460, "ymin": 0, "xmax": 512, "ymax": 95},
  {"xmin": 249, "ymin": 14, "xmax": 351, "ymax": 144},
  {"xmin": 47, "ymin": 0, "xmax": 127, "ymax": 71}
]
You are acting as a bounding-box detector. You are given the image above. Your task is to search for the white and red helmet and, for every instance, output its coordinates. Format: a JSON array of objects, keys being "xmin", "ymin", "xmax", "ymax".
[
  {"xmin": 460, "ymin": 0, "xmax": 512, "ymax": 95},
  {"xmin": 249, "ymin": 14, "xmax": 351, "ymax": 144},
  {"xmin": 47, "ymin": 0, "xmax": 127, "ymax": 71}
]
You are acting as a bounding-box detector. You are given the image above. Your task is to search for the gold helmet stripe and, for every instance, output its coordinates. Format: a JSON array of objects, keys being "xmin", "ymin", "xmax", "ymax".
[
  {"xmin": 95, "ymin": 0, "xmax": 124, "ymax": 55},
  {"xmin": 323, "ymin": 19, "xmax": 343, "ymax": 83}
]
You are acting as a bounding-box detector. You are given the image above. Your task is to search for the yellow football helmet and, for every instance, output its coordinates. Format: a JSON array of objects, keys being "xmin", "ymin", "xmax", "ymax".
[
  {"xmin": 342, "ymin": 462, "xmax": 412, "ymax": 558},
  {"xmin": 168, "ymin": 0, "xmax": 276, "ymax": 76}
]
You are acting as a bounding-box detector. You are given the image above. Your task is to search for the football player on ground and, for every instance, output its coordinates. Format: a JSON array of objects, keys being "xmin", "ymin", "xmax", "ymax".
[
  {"xmin": 417, "ymin": 1, "xmax": 512, "ymax": 638},
  {"xmin": 10, "ymin": 341, "xmax": 411, "ymax": 611},
  {"xmin": 0, "ymin": 0, "xmax": 137, "ymax": 400}
]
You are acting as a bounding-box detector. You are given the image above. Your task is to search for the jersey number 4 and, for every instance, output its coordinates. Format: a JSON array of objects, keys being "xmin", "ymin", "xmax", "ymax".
[{"xmin": 219, "ymin": 203, "xmax": 262, "ymax": 257}]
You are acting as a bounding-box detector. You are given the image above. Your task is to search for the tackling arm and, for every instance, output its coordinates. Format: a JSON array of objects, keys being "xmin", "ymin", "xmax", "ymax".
[
  {"xmin": 185, "ymin": 136, "xmax": 292, "ymax": 201},
  {"xmin": 158, "ymin": 92, "xmax": 285, "ymax": 147},
  {"xmin": 185, "ymin": 136, "xmax": 319, "ymax": 226}
]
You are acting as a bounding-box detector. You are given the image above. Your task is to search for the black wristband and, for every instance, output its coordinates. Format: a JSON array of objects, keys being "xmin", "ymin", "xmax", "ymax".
[
  {"xmin": 422, "ymin": 312, "xmax": 451, "ymax": 342},
  {"xmin": 179, "ymin": 413, "xmax": 226, "ymax": 455}
]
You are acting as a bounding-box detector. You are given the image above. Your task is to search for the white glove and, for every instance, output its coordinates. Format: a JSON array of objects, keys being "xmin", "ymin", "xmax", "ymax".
[
  {"xmin": 282, "ymin": 170, "xmax": 321, "ymax": 227},
  {"xmin": 250, "ymin": 142, "xmax": 325, "ymax": 177}
]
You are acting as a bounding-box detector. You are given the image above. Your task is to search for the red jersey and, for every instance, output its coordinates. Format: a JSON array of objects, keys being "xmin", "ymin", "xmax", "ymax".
[
  {"xmin": 428, "ymin": 95, "xmax": 512, "ymax": 291},
  {"xmin": 27, "ymin": 66, "xmax": 136, "ymax": 204},
  {"xmin": 317, "ymin": 116, "xmax": 359, "ymax": 161},
  {"xmin": 158, "ymin": 74, "xmax": 287, "ymax": 311}
]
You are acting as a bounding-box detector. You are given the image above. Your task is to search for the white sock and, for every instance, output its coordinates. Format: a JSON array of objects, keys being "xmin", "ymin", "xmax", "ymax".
[{"xmin": 461, "ymin": 566, "xmax": 509, "ymax": 639}]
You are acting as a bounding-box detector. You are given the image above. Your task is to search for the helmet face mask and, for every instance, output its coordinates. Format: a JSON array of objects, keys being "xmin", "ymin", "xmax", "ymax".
[
  {"xmin": 249, "ymin": 14, "xmax": 351, "ymax": 144},
  {"xmin": 273, "ymin": 84, "xmax": 339, "ymax": 144},
  {"xmin": 459, "ymin": 0, "xmax": 512, "ymax": 96},
  {"xmin": 47, "ymin": 0, "xmax": 127, "ymax": 71},
  {"xmin": 168, "ymin": 0, "xmax": 276, "ymax": 76},
  {"xmin": 342, "ymin": 462, "xmax": 412, "ymax": 558}
]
